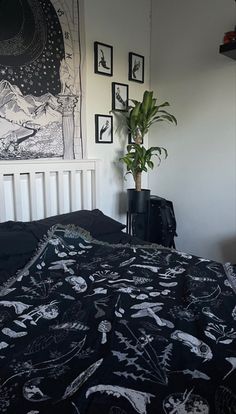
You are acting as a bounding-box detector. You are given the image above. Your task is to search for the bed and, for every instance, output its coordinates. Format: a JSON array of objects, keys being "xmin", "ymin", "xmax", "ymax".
[{"xmin": 0, "ymin": 161, "xmax": 236, "ymax": 414}]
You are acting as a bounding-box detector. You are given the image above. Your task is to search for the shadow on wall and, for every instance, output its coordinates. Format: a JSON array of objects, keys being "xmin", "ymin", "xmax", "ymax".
[
  {"xmin": 117, "ymin": 191, "xmax": 128, "ymax": 216},
  {"xmin": 220, "ymin": 236, "xmax": 236, "ymax": 264}
]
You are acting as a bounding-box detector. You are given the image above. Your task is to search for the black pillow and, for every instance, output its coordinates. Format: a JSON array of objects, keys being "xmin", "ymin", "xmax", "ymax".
[
  {"xmin": 0, "ymin": 230, "xmax": 36, "ymax": 256},
  {"xmin": 0, "ymin": 221, "xmax": 42, "ymax": 280},
  {"xmin": 89, "ymin": 209, "xmax": 126, "ymax": 236},
  {"xmin": 0, "ymin": 253, "xmax": 32, "ymax": 284},
  {"xmin": 35, "ymin": 209, "xmax": 125, "ymax": 237},
  {"xmin": 0, "ymin": 210, "xmax": 126, "ymax": 280},
  {"xmin": 0, "ymin": 209, "xmax": 125, "ymax": 247},
  {"xmin": 98, "ymin": 231, "xmax": 148, "ymax": 245}
]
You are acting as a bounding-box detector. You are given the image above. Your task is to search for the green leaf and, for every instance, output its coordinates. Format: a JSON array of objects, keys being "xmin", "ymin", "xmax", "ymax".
[
  {"xmin": 130, "ymin": 99, "xmax": 140, "ymax": 106},
  {"xmin": 157, "ymin": 102, "xmax": 170, "ymax": 109},
  {"xmin": 147, "ymin": 161, "xmax": 154, "ymax": 169},
  {"xmin": 142, "ymin": 91, "xmax": 153, "ymax": 115}
]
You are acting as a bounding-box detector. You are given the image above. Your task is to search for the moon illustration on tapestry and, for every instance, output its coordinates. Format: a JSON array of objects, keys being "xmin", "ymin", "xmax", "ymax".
[{"xmin": 0, "ymin": 0, "xmax": 84, "ymax": 160}]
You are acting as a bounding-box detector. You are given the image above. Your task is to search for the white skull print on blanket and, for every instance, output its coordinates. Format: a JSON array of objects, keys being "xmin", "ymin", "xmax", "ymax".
[{"xmin": 0, "ymin": 224, "xmax": 235, "ymax": 414}]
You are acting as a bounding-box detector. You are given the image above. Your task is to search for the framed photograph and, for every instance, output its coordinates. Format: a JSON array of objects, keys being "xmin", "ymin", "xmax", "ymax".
[
  {"xmin": 128, "ymin": 52, "xmax": 144, "ymax": 83},
  {"xmin": 128, "ymin": 132, "xmax": 143, "ymax": 145},
  {"xmin": 95, "ymin": 114, "xmax": 113, "ymax": 143},
  {"xmin": 112, "ymin": 82, "xmax": 129, "ymax": 111},
  {"xmin": 94, "ymin": 41, "xmax": 113, "ymax": 76}
]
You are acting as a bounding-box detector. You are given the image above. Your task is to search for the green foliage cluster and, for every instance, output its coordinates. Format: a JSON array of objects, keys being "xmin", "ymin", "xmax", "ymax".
[
  {"xmin": 127, "ymin": 90, "xmax": 177, "ymax": 139},
  {"xmin": 118, "ymin": 90, "xmax": 177, "ymax": 191}
]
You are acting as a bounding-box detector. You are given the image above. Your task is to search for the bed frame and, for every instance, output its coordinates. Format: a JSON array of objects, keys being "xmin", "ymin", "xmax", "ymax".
[{"xmin": 0, "ymin": 159, "xmax": 100, "ymax": 222}]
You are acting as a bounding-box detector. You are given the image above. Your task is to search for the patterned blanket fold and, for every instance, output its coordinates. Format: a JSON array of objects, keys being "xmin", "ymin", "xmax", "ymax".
[{"xmin": 0, "ymin": 224, "xmax": 235, "ymax": 414}]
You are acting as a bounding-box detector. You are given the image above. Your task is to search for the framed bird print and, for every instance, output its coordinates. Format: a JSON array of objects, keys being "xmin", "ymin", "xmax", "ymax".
[
  {"xmin": 95, "ymin": 114, "xmax": 113, "ymax": 143},
  {"xmin": 112, "ymin": 82, "xmax": 129, "ymax": 112},
  {"xmin": 128, "ymin": 52, "xmax": 144, "ymax": 83},
  {"xmin": 94, "ymin": 42, "xmax": 113, "ymax": 76}
]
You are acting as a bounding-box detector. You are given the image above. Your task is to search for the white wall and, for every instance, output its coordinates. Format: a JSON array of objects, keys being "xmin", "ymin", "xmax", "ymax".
[
  {"xmin": 84, "ymin": 0, "xmax": 151, "ymax": 220},
  {"xmin": 149, "ymin": 0, "xmax": 236, "ymax": 263}
]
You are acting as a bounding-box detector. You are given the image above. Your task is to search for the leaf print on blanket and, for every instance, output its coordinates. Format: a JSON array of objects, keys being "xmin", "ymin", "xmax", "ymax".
[
  {"xmin": 201, "ymin": 307, "xmax": 224, "ymax": 323},
  {"xmin": 113, "ymin": 320, "xmax": 170, "ymax": 385},
  {"xmin": 171, "ymin": 369, "xmax": 210, "ymax": 381},
  {"xmin": 62, "ymin": 358, "xmax": 103, "ymax": 399},
  {"xmin": 204, "ymin": 323, "xmax": 236, "ymax": 344},
  {"xmin": 2, "ymin": 327, "xmax": 27, "ymax": 338},
  {"xmin": 18, "ymin": 274, "xmax": 63, "ymax": 300},
  {"xmin": 186, "ymin": 285, "xmax": 222, "ymax": 309},
  {"xmin": 3, "ymin": 339, "xmax": 87, "ymax": 390},
  {"xmin": 91, "ymin": 270, "xmax": 120, "ymax": 282},
  {"xmin": 0, "ymin": 287, "xmax": 16, "ymax": 297},
  {"xmin": 0, "ymin": 341, "xmax": 8, "ymax": 350},
  {"xmin": 24, "ymin": 331, "xmax": 67, "ymax": 356}
]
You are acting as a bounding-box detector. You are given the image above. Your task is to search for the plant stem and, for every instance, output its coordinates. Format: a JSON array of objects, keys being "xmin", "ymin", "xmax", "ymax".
[{"xmin": 135, "ymin": 172, "xmax": 142, "ymax": 191}]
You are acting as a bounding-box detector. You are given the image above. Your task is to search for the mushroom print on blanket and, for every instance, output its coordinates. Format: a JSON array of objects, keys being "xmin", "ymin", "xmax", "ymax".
[
  {"xmin": 0, "ymin": 0, "xmax": 85, "ymax": 160},
  {"xmin": 98, "ymin": 320, "xmax": 112, "ymax": 344}
]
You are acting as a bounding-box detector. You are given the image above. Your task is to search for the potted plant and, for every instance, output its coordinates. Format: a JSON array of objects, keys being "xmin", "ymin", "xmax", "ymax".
[{"xmin": 115, "ymin": 90, "xmax": 177, "ymax": 213}]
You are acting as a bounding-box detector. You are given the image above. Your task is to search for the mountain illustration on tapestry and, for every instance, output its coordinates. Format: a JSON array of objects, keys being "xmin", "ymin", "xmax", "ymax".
[{"xmin": 0, "ymin": 80, "xmax": 63, "ymax": 159}]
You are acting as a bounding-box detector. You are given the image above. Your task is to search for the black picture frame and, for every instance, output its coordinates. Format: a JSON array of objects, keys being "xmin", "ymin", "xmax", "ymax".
[
  {"xmin": 95, "ymin": 114, "xmax": 113, "ymax": 143},
  {"xmin": 128, "ymin": 52, "xmax": 144, "ymax": 83},
  {"xmin": 94, "ymin": 42, "xmax": 113, "ymax": 76},
  {"xmin": 128, "ymin": 132, "xmax": 143, "ymax": 145},
  {"xmin": 112, "ymin": 82, "xmax": 129, "ymax": 112}
]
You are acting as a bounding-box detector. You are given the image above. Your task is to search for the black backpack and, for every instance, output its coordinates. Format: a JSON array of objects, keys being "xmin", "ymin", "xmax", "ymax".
[
  {"xmin": 148, "ymin": 196, "xmax": 177, "ymax": 248},
  {"xmin": 132, "ymin": 195, "xmax": 177, "ymax": 248}
]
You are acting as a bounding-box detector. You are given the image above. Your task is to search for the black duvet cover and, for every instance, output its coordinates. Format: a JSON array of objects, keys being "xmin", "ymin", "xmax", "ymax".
[{"xmin": 0, "ymin": 225, "xmax": 235, "ymax": 414}]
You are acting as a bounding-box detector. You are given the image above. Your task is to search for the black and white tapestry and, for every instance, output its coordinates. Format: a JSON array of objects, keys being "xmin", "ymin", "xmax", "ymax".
[
  {"xmin": 0, "ymin": 0, "xmax": 85, "ymax": 160},
  {"xmin": 0, "ymin": 225, "xmax": 235, "ymax": 413}
]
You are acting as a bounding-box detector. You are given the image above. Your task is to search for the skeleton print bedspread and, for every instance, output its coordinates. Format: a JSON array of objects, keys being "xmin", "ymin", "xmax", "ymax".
[{"xmin": 0, "ymin": 225, "xmax": 235, "ymax": 414}]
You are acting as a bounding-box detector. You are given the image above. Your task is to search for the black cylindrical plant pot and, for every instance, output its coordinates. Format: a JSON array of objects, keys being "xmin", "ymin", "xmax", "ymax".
[{"xmin": 127, "ymin": 189, "xmax": 151, "ymax": 213}]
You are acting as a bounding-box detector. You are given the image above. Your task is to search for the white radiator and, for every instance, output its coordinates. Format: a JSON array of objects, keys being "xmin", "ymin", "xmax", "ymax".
[{"xmin": 0, "ymin": 159, "xmax": 100, "ymax": 222}]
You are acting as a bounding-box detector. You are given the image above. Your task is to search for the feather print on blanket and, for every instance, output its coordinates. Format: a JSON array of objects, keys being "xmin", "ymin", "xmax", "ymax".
[{"xmin": 0, "ymin": 224, "xmax": 235, "ymax": 413}]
